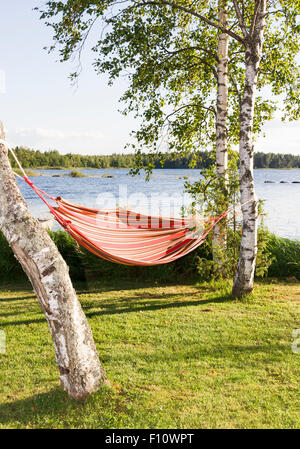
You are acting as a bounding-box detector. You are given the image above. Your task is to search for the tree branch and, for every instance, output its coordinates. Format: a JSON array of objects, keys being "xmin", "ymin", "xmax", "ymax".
[
  {"xmin": 137, "ymin": 0, "xmax": 245, "ymax": 44},
  {"xmin": 163, "ymin": 103, "xmax": 216, "ymax": 124},
  {"xmin": 232, "ymin": 0, "xmax": 248, "ymax": 37},
  {"xmin": 263, "ymin": 9, "xmax": 283, "ymax": 17},
  {"xmin": 179, "ymin": 59, "xmax": 218, "ymax": 79},
  {"xmin": 249, "ymin": 0, "xmax": 262, "ymax": 36},
  {"xmin": 161, "ymin": 45, "xmax": 219, "ymax": 62}
]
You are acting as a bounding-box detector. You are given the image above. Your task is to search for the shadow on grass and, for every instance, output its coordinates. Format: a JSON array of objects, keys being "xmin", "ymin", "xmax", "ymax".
[
  {"xmin": 0, "ymin": 385, "xmax": 123, "ymax": 428},
  {"xmin": 85, "ymin": 294, "xmax": 235, "ymax": 319},
  {"xmin": 0, "ymin": 295, "xmax": 36, "ymax": 303},
  {"xmin": 0, "ymin": 339, "xmax": 288, "ymax": 428},
  {"xmin": 0, "ymin": 317, "xmax": 46, "ymax": 327},
  {"xmin": 0, "ymin": 291, "xmax": 236, "ymax": 328},
  {"xmin": 0, "ymin": 309, "xmax": 40, "ymax": 318},
  {"xmin": 0, "ymin": 278, "xmax": 197, "ymax": 297}
]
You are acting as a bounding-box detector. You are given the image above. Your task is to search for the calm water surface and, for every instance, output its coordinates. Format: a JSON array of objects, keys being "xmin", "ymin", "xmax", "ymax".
[{"xmin": 17, "ymin": 168, "xmax": 300, "ymax": 240}]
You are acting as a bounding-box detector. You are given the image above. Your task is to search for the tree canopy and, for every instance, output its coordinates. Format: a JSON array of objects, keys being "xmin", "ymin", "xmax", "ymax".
[{"xmin": 38, "ymin": 0, "xmax": 299, "ymax": 160}]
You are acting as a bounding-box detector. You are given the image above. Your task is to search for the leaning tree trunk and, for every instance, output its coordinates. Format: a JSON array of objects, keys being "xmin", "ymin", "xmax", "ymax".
[
  {"xmin": 0, "ymin": 122, "xmax": 108, "ymax": 398},
  {"xmin": 232, "ymin": 1, "xmax": 267, "ymax": 297},
  {"xmin": 212, "ymin": 2, "xmax": 229, "ymax": 267}
]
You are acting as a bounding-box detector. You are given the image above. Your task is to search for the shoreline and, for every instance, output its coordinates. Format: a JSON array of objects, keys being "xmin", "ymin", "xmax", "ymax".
[{"xmin": 23, "ymin": 166, "xmax": 300, "ymax": 171}]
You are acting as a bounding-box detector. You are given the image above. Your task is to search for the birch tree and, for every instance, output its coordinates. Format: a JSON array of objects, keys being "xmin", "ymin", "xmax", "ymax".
[
  {"xmin": 0, "ymin": 122, "xmax": 108, "ymax": 398},
  {"xmin": 39, "ymin": 0, "xmax": 299, "ymax": 296},
  {"xmin": 231, "ymin": 1, "xmax": 266, "ymax": 295},
  {"xmin": 213, "ymin": 2, "xmax": 229, "ymax": 265}
]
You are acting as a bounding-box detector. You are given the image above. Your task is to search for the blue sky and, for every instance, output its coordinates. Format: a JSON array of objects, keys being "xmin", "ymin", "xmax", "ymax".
[{"xmin": 0, "ymin": 0, "xmax": 299, "ymax": 156}]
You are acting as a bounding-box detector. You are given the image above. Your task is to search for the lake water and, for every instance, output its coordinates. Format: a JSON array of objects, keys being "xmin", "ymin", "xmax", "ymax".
[{"xmin": 16, "ymin": 168, "xmax": 300, "ymax": 240}]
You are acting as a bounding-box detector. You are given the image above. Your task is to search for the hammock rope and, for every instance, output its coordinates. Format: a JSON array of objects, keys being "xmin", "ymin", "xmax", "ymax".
[{"xmin": 0, "ymin": 140, "xmax": 238, "ymax": 266}]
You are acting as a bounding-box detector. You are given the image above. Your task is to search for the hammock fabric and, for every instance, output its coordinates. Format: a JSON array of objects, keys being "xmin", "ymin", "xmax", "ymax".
[
  {"xmin": 0, "ymin": 139, "xmax": 230, "ymax": 266},
  {"xmin": 23, "ymin": 175, "xmax": 226, "ymax": 266}
]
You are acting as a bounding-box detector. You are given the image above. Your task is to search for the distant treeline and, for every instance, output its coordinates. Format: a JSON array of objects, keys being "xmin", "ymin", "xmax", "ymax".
[
  {"xmin": 254, "ymin": 152, "xmax": 300, "ymax": 169},
  {"xmin": 8, "ymin": 147, "xmax": 300, "ymax": 170}
]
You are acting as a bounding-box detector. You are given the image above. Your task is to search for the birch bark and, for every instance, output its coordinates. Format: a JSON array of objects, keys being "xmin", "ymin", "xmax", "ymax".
[
  {"xmin": 232, "ymin": 0, "xmax": 267, "ymax": 297},
  {"xmin": 0, "ymin": 122, "xmax": 108, "ymax": 398},
  {"xmin": 213, "ymin": 2, "xmax": 229, "ymax": 265}
]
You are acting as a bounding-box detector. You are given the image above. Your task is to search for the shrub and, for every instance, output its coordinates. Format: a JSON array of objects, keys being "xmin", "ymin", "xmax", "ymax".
[
  {"xmin": 0, "ymin": 227, "xmax": 299, "ymax": 285},
  {"xmin": 69, "ymin": 170, "xmax": 86, "ymax": 178},
  {"xmin": 267, "ymin": 234, "xmax": 300, "ymax": 280},
  {"xmin": 48, "ymin": 230, "xmax": 86, "ymax": 282},
  {"xmin": 0, "ymin": 231, "xmax": 25, "ymax": 281}
]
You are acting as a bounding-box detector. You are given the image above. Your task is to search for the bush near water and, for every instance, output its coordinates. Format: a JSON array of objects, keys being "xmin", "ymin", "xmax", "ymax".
[{"xmin": 0, "ymin": 228, "xmax": 299, "ymax": 285}]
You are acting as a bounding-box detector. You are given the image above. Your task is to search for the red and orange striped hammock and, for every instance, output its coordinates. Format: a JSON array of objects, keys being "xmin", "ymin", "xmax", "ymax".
[
  {"xmin": 0, "ymin": 139, "xmax": 228, "ymax": 266},
  {"xmin": 22, "ymin": 176, "xmax": 227, "ymax": 266}
]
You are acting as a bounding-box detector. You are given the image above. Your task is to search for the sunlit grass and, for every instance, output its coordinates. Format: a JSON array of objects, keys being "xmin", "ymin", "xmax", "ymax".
[{"xmin": 0, "ymin": 279, "xmax": 299, "ymax": 429}]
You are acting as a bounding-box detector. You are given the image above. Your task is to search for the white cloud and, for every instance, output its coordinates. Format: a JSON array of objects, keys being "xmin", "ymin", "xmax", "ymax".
[
  {"xmin": 10, "ymin": 127, "xmax": 104, "ymax": 140},
  {"xmin": 5, "ymin": 126, "xmax": 105, "ymax": 154},
  {"xmin": 35, "ymin": 128, "xmax": 66, "ymax": 139},
  {"xmin": 257, "ymin": 120, "xmax": 300, "ymax": 155}
]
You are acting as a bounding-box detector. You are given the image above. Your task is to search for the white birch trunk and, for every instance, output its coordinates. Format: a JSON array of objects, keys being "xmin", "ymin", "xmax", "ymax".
[
  {"xmin": 232, "ymin": 1, "xmax": 267, "ymax": 297},
  {"xmin": 213, "ymin": 3, "xmax": 229, "ymax": 265},
  {"xmin": 0, "ymin": 122, "xmax": 109, "ymax": 398}
]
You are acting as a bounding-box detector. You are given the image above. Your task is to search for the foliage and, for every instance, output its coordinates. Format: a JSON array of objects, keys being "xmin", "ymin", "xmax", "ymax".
[
  {"xmin": 8, "ymin": 146, "xmax": 300, "ymax": 170},
  {"xmin": 0, "ymin": 226, "xmax": 298, "ymax": 284},
  {"xmin": 48, "ymin": 230, "xmax": 86, "ymax": 281},
  {"xmin": 195, "ymin": 224, "xmax": 275, "ymax": 281},
  {"xmin": 37, "ymin": 1, "xmax": 300, "ymax": 171},
  {"xmin": 8, "ymin": 146, "xmax": 212, "ymax": 170},
  {"xmin": 0, "ymin": 231, "xmax": 24, "ymax": 281},
  {"xmin": 184, "ymin": 147, "xmax": 239, "ymax": 278},
  {"xmin": 185, "ymin": 148, "xmax": 240, "ymax": 213},
  {"xmin": 254, "ymin": 152, "xmax": 300, "ymax": 169},
  {"xmin": 0, "ymin": 280, "xmax": 299, "ymax": 428},
  {"xmin": 255, "ymin": 226, "xmax": 275, "ymax": 278},
  {"xmin": 267, "ymin": 233, "xmax": 300, "ymax": 280}
]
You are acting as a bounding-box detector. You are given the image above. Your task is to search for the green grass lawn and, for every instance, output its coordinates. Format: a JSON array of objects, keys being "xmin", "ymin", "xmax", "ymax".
[{"xmin": 0, "ymin": 279, "xmax": 299, "ymax": 429}]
